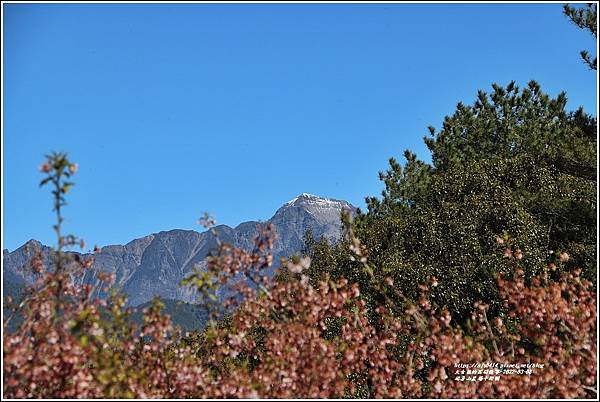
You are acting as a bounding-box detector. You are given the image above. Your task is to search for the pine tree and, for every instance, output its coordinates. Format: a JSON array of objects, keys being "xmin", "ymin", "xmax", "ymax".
[
  {"xmin": 564, "ymin": 3, "xmax": 597, "ymax": 70},
  {"xmin": 309, "ymin": 81, "xmax": 596, "ymax": 322}
]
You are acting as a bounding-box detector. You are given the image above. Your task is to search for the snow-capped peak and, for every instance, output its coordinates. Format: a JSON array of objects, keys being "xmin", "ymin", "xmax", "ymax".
[
  {"xmin": 284, "ymin": 193, "xmax": 341, "ymax": 207},
  {"xmin": 283, "ymin": 193, "xmax": 353, "ymax": 215},
  {"xmin": 275, "ymin": 193, "xmax": 355, "ymax": 230}
]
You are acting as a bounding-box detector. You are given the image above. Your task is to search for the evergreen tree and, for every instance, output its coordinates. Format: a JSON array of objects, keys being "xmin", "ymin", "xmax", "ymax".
[
  {"xmin": 564, "ymin": 3, "xmax": 597, "ymax": 70},
  {"xmin": 308, "ymin": 81, "xmax": 596, "ymax": 322}
]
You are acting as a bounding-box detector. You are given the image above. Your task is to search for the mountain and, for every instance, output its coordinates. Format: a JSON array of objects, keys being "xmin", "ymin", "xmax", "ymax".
[{"xmin": 3, "ymin": 193, "xmax": 354, "ymax": 308}]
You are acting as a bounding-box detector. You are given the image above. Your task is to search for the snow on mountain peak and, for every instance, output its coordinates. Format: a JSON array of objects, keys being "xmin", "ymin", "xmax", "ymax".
[
  {"xmin": 280, "ymin": 193, "xmax": 354, "ymax": 225},
  {"xmin": 285, "ymin": 193, "xmax": 344, "ymax": 208}
]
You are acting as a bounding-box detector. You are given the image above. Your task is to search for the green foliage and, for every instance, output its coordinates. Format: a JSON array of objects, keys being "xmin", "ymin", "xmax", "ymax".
[
  {"xmin": 39, "ymin": 152, "xmax": 80, "ymax": 251},
  {"xmin": 564, "ymin": 3, "xmax": 597, "ymax": 70},
  {"xmin": 308, "ymin": 81, "xmax": 596, "ymax": 322},
  {"xmin": 131, "ymin": 299, "xmax": 208, "ymax": 333},
  {"xmin": 300, "ymin": 228, "xmax": 344, "ymax": 288}
]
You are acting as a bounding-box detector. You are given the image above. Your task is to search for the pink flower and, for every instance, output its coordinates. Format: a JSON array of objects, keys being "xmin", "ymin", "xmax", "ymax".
[
  {"xmin": 514, "ymin": 249, "xmax": 523, "ymax": 260},
  {"xmin": 39, "ymin": 163, "xmax": 51, "ymax": 173},
  {"xmin": 288, "ymin": 256, "xmax": 310, "ymax": 274},
  {"xmin": 197, "ymin": 212, "xmax": 216, "ymax": 228},
  {"xmin": 351, "ymin": 283, "xmax": 360, "ymax": 297},
  {"xmin": 300, "ymin": 274, "xmax": 310, "ymax": 287}
]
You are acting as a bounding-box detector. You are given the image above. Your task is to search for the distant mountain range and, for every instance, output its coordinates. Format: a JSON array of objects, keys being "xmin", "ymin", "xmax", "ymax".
[{"xmin": 3, "ymin": 194, "xmax": 354, "ymax": 312}]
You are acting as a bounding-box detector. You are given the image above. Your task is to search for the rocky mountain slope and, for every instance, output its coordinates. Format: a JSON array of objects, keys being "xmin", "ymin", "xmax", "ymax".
[{"xmin": 3, "ymin": 193, "xmax": 354, "ymax": 307}]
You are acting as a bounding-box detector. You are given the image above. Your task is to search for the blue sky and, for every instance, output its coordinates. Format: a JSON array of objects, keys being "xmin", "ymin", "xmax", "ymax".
[{"xmin": 3, "ymin": 3, "xmax": 597, "ymax": 251}]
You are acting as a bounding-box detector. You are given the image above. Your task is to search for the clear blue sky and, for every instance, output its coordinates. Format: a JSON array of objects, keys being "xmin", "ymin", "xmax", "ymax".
[{"xmin": 3, "ymin": 3, "xmax": 597, "ymax": 251}]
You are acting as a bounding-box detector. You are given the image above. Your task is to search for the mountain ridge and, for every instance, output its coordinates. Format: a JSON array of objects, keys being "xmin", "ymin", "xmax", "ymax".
[{"xmin": 3, "ymin": 193, "xmax": 355, "ymax": 307}]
